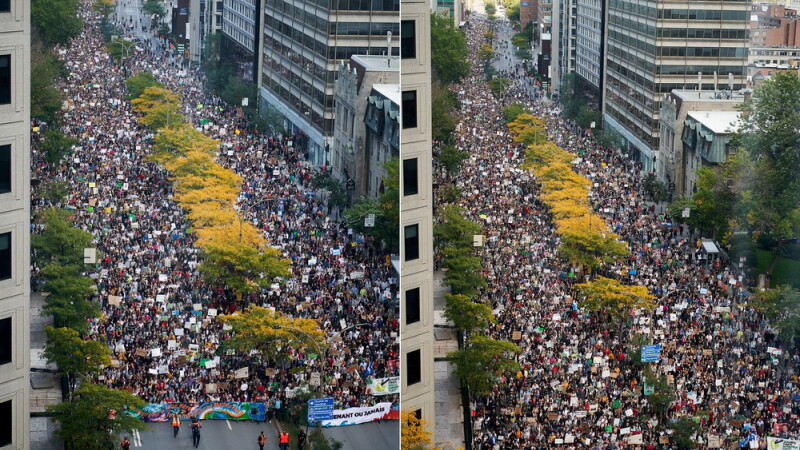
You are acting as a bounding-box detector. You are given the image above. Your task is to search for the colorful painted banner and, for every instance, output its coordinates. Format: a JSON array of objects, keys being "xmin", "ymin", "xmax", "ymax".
[
  {"xmin": 320, "ymin": 402, "xmax": 399, "ymax": 427},
  {"xmin": 366, "ymin": 376, "xmax": 400, "ymax": 396},
  {"xmin": 768, "ymin": 437, "xmax": 800, "ymax": 450},
  {"xmin": 127, "ymin": 402, "xmax": 266, "ymax": 422}
]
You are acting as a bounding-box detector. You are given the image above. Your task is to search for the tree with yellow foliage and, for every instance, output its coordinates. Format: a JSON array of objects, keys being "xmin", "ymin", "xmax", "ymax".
[
  {"xmin": 574, "ymin": 277, "xmax": 654, "ymax": 322},
  {"xmin": 522, "ymin": 141, "xmax": 574, "ymax": 168},
  {"xmin": 131, "ymin": 86, "xmax": 183, "ymax": 130},
  {"xmin": 557, "ymin": 217, "xmax": 629, "ymax": 270},
  {"xmin": 401, "ymin": 411, "xmax": 434, "ymax": 450},
  {"xmin": 508, "ymin": 113, "xmax": 548, "ymax": 146},
  {"xmin": 199, "ymin": 224, "xmax": 290, "ymax": 299},
  {"xmin": 218, "ymin": 306, "xmax": 326, "ymax": 361}
]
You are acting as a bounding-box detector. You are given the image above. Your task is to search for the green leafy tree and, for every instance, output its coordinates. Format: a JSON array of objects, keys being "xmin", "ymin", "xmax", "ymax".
[
  {"xmin": 431, "ymin": 12, "xmax": 470, "ymax": 85},
  {"xmin": 30, "ymin": 36, "xmax": 65, "ymax": 123},
  {"xmin": 143, "ymin": 0, "xmax": 167, "ymax": 17},
  {"xmin": 43, "ymin": 326, "xmax": 111, "ymax": 397},
  {"xmin": 449, "ymin": 336, "xmax": 521, "ymax": 395},
  {"xmin": 484, "ymin": 3, "xmax": 496, "ymax": 14},
  {"xmin": 125, "ymin": 72, "xmax": 164, "ymax": 100},
  {"xmin": 440, "ymin": 246, "xmax": 487, "ymax": 298},
  {"xmin": 345, "ymin": 159, "xmax": 399, "ymax": 251},
  {"xmin": 643, "ymin": 367, "xmax": 675, "ymax": 418},
  {"xmin": 444, "ymin": 294, "xmax": 494, "ymax": 336},
  {"xmin": 668, "ymin": 417, "xmax": 700, "ymax": 449},
  {"xmin": 32, "ymin": 0, "xmax": 83, "ymax": 46},
  {"xmin": 201, "ymin": 33, "xmax": 235, "ymax": 94},
  {"xmin": 436, "ymin": 145, "xmax": 468, "ymax": 174},
  {"xmin": 39, "ymin": 130, "xmax": 77, "ymax": 167},
  {"xmin": 734, "ymin": 73, "xmax": 800, "ymax": 275},
  {"xmin": 756, "ymin": 285, "xmax": 800, "ymax": 345},
  {"xmin": 313, "ymin": 171, "xmax": 347, "ymax": 207},
  {"xmin": 431, "ymin": 80, "xmax": 458, "ymax": 144},
  {"xmin": 48, "ymin": 383, "xmax": 148, "ymax": 450},
  {"xmin": 434, "ymin": 205, "xmax": 481, "ymax": 249},
  {"xmin": 439, "ymin": 184, "xmax": 462, "ymax": 204},
  {"xmin": 488, "ymin": 77, "xmax": 510, "ymax": 98},
  {"xmin": 574, "ymin": 276, "xmax": 654, "ymax": 323},
  {"xmin": 502, "ymin": 103, "xmax": 526, "ymax": 124},
  {"xmin": 32, "ymin": 208, "xmax": 94, "ymax": 268},
  {"xmin": 38, "ymin": 180, "xmax": 71, "ymax": 205},
  {"xmin": 40, "ymin": 265, "xmax": 100, "ymax": 333}
]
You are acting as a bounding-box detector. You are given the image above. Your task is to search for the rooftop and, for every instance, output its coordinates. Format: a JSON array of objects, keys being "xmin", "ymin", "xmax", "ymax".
[
  {"xmin": 671, "ymin": 89, "xmax": 748, "ymax": 102},
  {"xmin": 351, "ymin": 54, "xmax": 400, "ymax": 72},
  {"xmin": 687, "ymin": 111, "xmax": 742, "ymax": 134},
  {"xmin": 373, "ymin": 83, "xmax": 401, "ymax": 106}
]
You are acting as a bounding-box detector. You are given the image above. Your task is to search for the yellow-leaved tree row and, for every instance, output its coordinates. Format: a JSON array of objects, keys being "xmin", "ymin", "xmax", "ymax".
[
  {"xmin": 507, "ymin": 113, "xmax": 655, "ymax": 319},
  {"xmin": 131, "ymin": 86, "xmax": 291, "ymax": 299}
]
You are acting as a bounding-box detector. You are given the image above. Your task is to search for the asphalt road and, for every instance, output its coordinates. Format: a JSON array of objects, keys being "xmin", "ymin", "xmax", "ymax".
[{"xmin": 133, "ymin": 420, "xmax": 399, "ymax": 449}]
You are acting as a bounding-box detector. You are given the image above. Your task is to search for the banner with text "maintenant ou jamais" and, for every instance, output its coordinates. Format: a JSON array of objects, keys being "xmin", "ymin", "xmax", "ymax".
[{"xmin": 320, "ymin": 402, "xmax": 399, "ymax": 427}]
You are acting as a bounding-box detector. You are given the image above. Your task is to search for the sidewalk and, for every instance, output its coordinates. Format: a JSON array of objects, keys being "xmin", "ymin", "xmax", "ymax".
[
  {"xmin": 432, "ymin": 271, "xmax": 465, "ymax": 450},
  {"xmin": 30, "ymin": 291, "xmax": 63, "ymax": 449}
]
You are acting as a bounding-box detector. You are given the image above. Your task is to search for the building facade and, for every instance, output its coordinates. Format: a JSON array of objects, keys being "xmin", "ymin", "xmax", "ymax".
[
  {"xmin": 363, "ymin": 84, "xmax": 399, "ymax": 199},
  {"xmin": 259, "ymin": 0, "xmax": 399, "ymax": 167},
  {"xmin": 0, "ymin": 0, "xmax": 31, "ymax": 448},
  {"xmin": 603, "ymin": 0, "xmax": 750, "ymax": 172},
  {"xmin": 400, "ymin": 0, "xmax": 435, "ymax": 436},
  {"xmin": 332, "ymin": 55, "xmax": 399, "ymax": 201},
  {"xmin": 659, "ymin": 89, "xmax": 744, "ymax": 196},
  {"xmin": 551, "ymin": 0, "xmax": 577, "ymax": 94},
  {"xmin": 574, "ymin": 0, "xmax": 605, "ymax": 101},
  {"xmin": 221, "ymin": 0, "xmax": 262, "ymax": 82}
]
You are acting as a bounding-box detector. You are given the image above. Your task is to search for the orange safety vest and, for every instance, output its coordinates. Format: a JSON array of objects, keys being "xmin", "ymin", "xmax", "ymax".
[
  {"xmin": 279, "ymin": 433, "xmax": 289, "ymax": 444},
  {"xmin": 172, "ymin": 416, "xmax": 180, "ymax": 427}
]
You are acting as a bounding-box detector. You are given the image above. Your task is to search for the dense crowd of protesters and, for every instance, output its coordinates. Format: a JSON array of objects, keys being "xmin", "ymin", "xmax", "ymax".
[
  {"xmin": 31, "ymin": 2, "xmax": 398, "ymax": 415},
  {"xmin": 440, "ymin": 13, "xmax": 800, "ymax": 449}
]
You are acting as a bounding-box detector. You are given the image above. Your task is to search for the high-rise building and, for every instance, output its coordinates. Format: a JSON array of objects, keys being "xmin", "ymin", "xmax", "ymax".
[
  {"xmin": 551, "ymin": 0, "xmax": 577, "ymax": 93},
  {"xmin": 259, "ymin": 0, "xmax": 399, "ymax": 166},
  {"xmin": 574, "ymin": 0, "xmax": 605, "ymax": 102},
  {"xmin": 0, "ymin": 0, "xmax": 31, "ymax": 448},
  {"xmin": 602, "ymin": 0, "xmax": 750, "ymax": 171},
  {"xmin": 400, "ymin": 0, "xmax": 435, "ymax": 432},
  {"xmin": 221, "ymin": 0, "xmax": 262, "ymax": 82}
]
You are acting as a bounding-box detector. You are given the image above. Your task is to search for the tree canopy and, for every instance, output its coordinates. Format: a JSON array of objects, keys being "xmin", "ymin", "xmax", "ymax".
[
  {"xmin": 574, "ymin": 276, "xmax": 654, "ymax": 322},
  {"xmin": 32, "ymin": 0, "xmax": 83, "ymax": 46},
  {"xmin": 430, "ymin": 12, "xmax": 470, "ymax": 85},
  {"xmin": 48, "ymin": 383, "xmax": 148, "ymax": 450},
  {"xmin": 43, "ymin": 326, "xmax": 111, "ymax": 397},
  {"xmin": 449, "ymin": 336, "xmax": 521, "ymax": 395},
  {"xmin": 218, "ymin": 307, "xmax": 327, "ymax": 362}
]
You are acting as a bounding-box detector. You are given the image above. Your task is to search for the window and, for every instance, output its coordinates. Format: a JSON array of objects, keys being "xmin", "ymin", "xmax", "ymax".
[
  {"xmin": 414, "ymin": 409, "xmax": 422, "ymax": 420},
  {"xmin": 0, "ymin": 233, "xmax": 10, "ymax": 280},
  {"xmin": 406, "ymin": 349, "xmax": 421, "ymax": 385},
  {"xmin": 0, "ymin": 318, "xmax": 9, "ymax": 365},
  {"xmin": 0, "ymin": 55, "xmax": 9, "ymax": 105},
  {"xmin": 405, "ymin": 287, "xmax": 420, "ymax": 324},
  {"xmin": 404, "ymin": 224, "xmax": 419, "ymax": 261},
  {"xmin": 0, "ymin": 400, "xmax": 10, "ymax": 446},
  {"xmin": 402, "ymin": 90, "xmax": 417, "ymax": 129},
  {"xmin": 0, "ymin": 145, "xmax": 9, "ymax": 194},
  {"xmin": 401, "ymin": 20, "xmax": 416, "ymax": 59},
  {"xmin": 402, "ymin": 158, "xmax": 418, "ymax": 196},
  {"xmin": 0, "ymin": 0, "xmax": 8, "ymax": 12}
]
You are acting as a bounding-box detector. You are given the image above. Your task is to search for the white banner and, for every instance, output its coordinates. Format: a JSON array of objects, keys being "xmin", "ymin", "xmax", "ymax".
[
  {"xmin": 768, "ymin": 437, "xmax": 800, "ymax": 450},
  {"xmin": 320, "ymin": 402, "xmax": 398, "ymax": 427},
  {"xmin": 366, "ymin": 377, "xmax": 400, "ymax": 396}
]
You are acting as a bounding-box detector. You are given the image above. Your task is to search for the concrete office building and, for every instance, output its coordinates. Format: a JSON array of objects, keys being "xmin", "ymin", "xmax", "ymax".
[
  {"xmin": 362, "ymin": 84, "xmax": 399, "ymax": 199},
  {"xmin": 400, "ymin": 0, "xmax": 435, "ymax": 436},
  {"xmin": 0, "ymin": 0, "xmax": 31, "ymax": 448},
  {"xmin": 331, "ymin": 55, "xmax": 399, "ymax": 201},
  {"xmin": 603, "ymin": 0, "xmax": 750, "ymax": 172},
  {"xmin": 574, "ymin": 0, "xmax": 605, "ymax": 103},
  {"xmin": 188, "ymin": 0, "xmax": 224, "ymax": 63},
  {"xmin": 259, "ymin": 0, "xmax": 399, "ymax": 167}
]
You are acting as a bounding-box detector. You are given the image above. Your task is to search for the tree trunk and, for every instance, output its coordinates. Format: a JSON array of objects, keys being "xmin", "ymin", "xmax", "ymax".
[{"xmin": 765, "ymin": 240, "xmax": 782, "ymax": 285}]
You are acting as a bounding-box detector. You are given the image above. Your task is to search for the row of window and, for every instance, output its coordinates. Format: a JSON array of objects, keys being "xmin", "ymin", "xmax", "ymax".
[
  {"xmin": 658, "ymin": 46, "xmax": 746, "ymax": 58},
  {"xmin": 657, "ymin": 9, "xmax": 748, "ymax": 21}
]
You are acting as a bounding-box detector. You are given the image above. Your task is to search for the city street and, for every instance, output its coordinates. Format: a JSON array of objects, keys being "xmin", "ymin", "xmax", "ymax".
[{"xmin": 28, "ymin": 0, "xmax": 398, "ymax": 447}]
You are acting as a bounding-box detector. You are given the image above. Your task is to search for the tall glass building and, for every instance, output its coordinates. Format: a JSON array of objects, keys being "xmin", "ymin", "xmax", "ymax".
[
  {"xmin": 260, "ymin": 0, "xmax": 399, "ymax": 165},
  {"xmin": 602, "ymin": 0, "xmax": 749, "ymax": 171}
]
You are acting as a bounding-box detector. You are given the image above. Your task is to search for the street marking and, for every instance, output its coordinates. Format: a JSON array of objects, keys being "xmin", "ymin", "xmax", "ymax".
[
  {"xmin": 133, "ymin": 429, "xmax": 142, "ymax": 447},
  {"xmin": 226, "ymin": 419, "xmax": 232, "ymax": 430}
]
